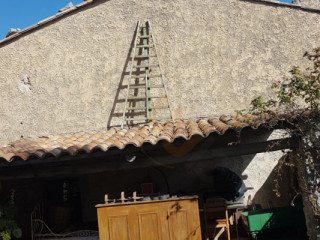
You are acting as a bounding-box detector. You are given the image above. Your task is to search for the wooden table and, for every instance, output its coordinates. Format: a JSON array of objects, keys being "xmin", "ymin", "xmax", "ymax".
[{"xmin": 96, "ymin": 196, "xmax": 202, "ymax": 240}]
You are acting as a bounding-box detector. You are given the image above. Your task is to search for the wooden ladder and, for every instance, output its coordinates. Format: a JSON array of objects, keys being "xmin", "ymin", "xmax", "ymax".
[{"xmin": 121, "ymin": 20, "xmax": 174, "ymax": 128}]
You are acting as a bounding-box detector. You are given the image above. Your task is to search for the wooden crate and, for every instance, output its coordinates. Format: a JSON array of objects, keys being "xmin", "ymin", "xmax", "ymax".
[{"xmin": 96, "ymin": 196, "xmax": 202, "ymax": 240}]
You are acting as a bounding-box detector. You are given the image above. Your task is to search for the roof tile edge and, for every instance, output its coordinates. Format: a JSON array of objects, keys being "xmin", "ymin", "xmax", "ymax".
[
  {"xmin": 1, "ymin": 0, "xmax": 320, "ymax": 45},
  {"xmin": 245, "ymin": 0, "xmax": 320, "ymax": 10}
]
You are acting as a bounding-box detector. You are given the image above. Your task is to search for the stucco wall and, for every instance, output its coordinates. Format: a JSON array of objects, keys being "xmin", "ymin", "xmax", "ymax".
[{"xmin": 1, "ymin": 0, "xmax": 320, "ymax": 145}]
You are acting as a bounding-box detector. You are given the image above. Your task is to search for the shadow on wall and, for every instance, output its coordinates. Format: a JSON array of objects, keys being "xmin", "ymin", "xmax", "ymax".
[
  {"xmin": 252, "ymin": 154, "xmax": 296, "ymax": 208},
  {"xmin": 107, "ymin": 23, "xmax": 150, "ymax": 128}
]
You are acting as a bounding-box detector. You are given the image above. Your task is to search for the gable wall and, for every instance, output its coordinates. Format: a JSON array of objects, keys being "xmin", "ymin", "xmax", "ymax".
[{"xmin": 1, "ymin": 0, "xmax": 320, "ymax": 145}]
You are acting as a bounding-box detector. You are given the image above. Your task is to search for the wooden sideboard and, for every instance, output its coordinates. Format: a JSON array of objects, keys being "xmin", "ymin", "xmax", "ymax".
[{"xmin": 96, "ymin": 196, "xmax": 202, "ymax": 240}]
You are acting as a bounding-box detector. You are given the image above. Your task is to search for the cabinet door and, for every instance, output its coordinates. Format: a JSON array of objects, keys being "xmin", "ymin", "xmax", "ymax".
[
  {"xmin": 168, "ymin": 209, "xmax": 190, "ymax": 240},
  {"xmin": 108, "ymin": 215, "xmax": 130, "ymax": 240},
  {"xmin": 138, "ymin": 212, "xmax": 161, "ymax": 240},
  {"xmin": 167, "ymin": 200, "xmax": 202, "ymax": 240},
  {"xmin": 97, "ymin": 198, "xmax": 202, "ymax": 240},
  {"xmin": 98, "ymin": 207, "xmax": 133, "ymax": 240}
]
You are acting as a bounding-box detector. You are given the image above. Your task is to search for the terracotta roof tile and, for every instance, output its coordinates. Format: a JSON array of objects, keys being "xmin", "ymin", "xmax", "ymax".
[
  {"xmin": 187, "ymin": 120, "xmax": 204, "ymax": 137},
  {"xmin": 207, "ymin": 119, "xmax": 226, "ymax": 134},
  {"xmin": 0, "ymin": 113, "xmax": 308, "ymax": 163}
]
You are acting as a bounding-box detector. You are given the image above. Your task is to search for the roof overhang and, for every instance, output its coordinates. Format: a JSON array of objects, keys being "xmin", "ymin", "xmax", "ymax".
[{"xmin": 0, "ymin": 112, "xmax": 306, "ymax": 179}]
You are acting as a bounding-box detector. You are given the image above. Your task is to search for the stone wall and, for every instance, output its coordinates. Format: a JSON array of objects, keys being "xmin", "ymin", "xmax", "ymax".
[{"xmin": 1, "ymin": 0, "xmax": 320, "ymax": 146}]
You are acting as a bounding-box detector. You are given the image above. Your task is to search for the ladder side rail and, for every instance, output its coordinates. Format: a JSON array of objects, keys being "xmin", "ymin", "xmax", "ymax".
[
  {"xmin": 143, "ymin": 26, "xmax": 150, "ymax": 121},
  {"xmin": 147, "ymin": 20, "xmax": 175, "ymax": 123},
  {"xmin": 121, "ymin": 21, "xmax": 141, "ymax": 129},
  {"xmin": 145, "ymin": 74, "xmax": 149, "ymax": 120}
]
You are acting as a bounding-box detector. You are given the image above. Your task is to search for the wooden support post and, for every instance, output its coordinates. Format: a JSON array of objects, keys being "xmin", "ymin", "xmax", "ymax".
[
  {"xmin": 121, "ymin": 191, "xmax": 125, "ymax": 203},
  {"xmin": 133, "ymin": 191, "xmax": 137, "ymax": 202}
]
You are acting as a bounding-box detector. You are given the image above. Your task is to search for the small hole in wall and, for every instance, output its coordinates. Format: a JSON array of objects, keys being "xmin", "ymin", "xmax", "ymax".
[
  {"xmin": 21, "ymin": 135, "xmax": 23, "ymax": 138},
  {"xmin": 20, "ymin": 122, "xmax": 23, "ymax": 125}
]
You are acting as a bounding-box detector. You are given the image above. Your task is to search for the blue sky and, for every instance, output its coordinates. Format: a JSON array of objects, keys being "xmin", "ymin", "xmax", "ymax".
[
  {"xmin": 0, "ymin": 0, "xmax": 292, "ymax": 40},
  {"xmin": 0, "ymin": 1, "xmax": 83, "ymax": 39}
]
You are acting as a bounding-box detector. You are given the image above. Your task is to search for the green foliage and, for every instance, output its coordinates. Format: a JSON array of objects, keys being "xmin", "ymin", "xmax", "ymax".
[
  {"xmin": 234, "ymin": 109, "xmax": 246, "ymax": 117},
  {"xmin": 250, "ymin": 96, "xmax": 277, "ymax": 112},
  {"xmin": 277, "ymin": 62, "xmax": 320, "ymax": 110},
  {"xmin": 0, "ymin": 189, "xmax": 22, "ymax": 240},
  {"xmin": 249, "ymin": 47, "xmax": 320, "ymax": 113},
  {"xmin": 242, "ymin": 48, "xmax": 320, "ymax": 214}
]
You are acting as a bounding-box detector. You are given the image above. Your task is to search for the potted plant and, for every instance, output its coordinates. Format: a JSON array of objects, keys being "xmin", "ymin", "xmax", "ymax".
[{"xmin": 0, "ymin": 189, "xmax": 22, "ymax": 240}]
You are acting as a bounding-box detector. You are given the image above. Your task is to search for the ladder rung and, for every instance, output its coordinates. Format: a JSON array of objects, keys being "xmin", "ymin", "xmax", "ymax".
[
  {"xmin": 149, "ymin": 95, "xmax": 167, "ymax": 98},
  {"xmin": 127, "ymin": 107, "xmax": 147, "ymax": 110},
  {"xmin": 133, "ymin": 64, "xmax": 159, "ymax": 68},
  {"xmin": 125, "ymin": 117, "xmax": 148, "ymax": 121},
  {"xmin": 149, "ymin": 85, "xmax": 164, "ymax": 88},
  {"xmin": 129, "ymin": 85, "xmax": 145, "ymax": 89},
  {"xmin": 127, "ymin": 106, "xmax": 169, "ymax": 110},
  {"xmin": 134, "ymin": 55, "xmax": 157, "ymax": 59},
  {"xmin": 131, "ymin": 74, "xmax": 161, "ymax": 79},
  {"xmin": 129, "ymin": 85, "xmax": 164, "ymax": 89},
  {"xmin": 127, "ymin": 95, "xmax": 166, "ymax": 100},
  {"xmin": 151, "ymin": 106, "xmax": 169, "ymax": 109},
  {"xmin": 136, "ymin": 45, "xmax": 154, "ymax": 48},
  {"xmin": 138, "ymin": 35, "xmax": 150, "ymax": 38},
  {"xmin": 128, "ymin": 96, "xmax": 146, "ymax": 100}
]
